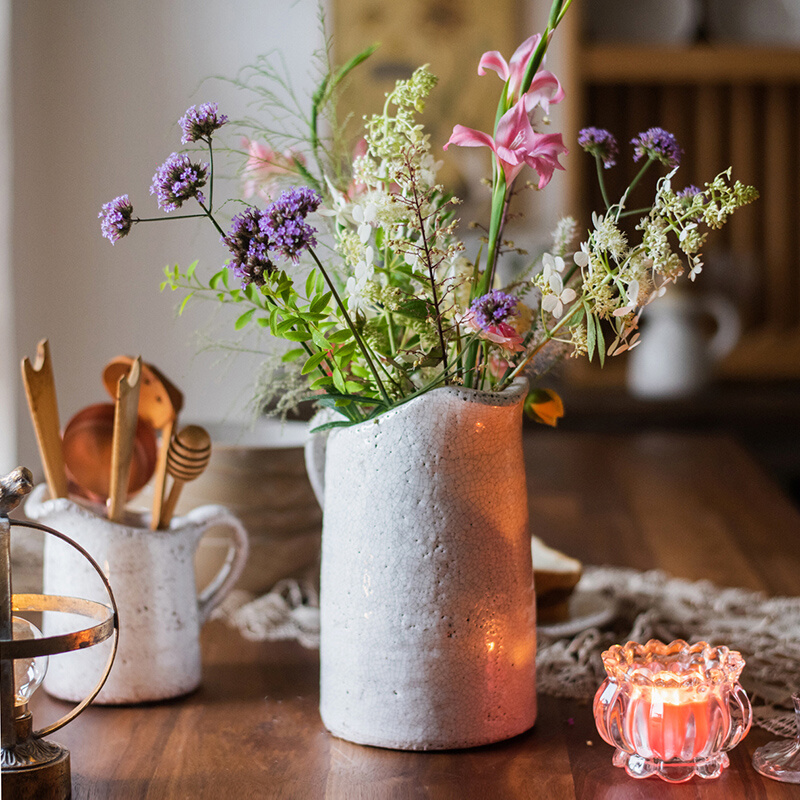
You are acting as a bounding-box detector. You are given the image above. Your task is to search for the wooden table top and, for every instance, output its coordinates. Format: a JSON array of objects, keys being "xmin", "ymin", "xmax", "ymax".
[{"xmin": 29, "ymin": 431, "xmax": 800, "ymax": 799}]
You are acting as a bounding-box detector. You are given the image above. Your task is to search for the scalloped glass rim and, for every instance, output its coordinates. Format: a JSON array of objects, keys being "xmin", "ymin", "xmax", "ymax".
[{"xmin": 601, "ymin": 638, "xmax": 746, "ymax": 687}]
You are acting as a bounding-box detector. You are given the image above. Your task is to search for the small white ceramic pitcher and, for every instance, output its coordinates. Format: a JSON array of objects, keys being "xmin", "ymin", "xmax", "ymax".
[
  {"xmin": 25, "ymin": 484, "xmax": 249, "ymax": 704},
  {"xmin": 627, "ymin": 291, "xmax": 740, "ymax": 399}
]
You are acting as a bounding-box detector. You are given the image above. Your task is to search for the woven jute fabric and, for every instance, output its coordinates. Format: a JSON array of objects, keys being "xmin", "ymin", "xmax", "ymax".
[{"xmin": 537, "ymin": 566, "xmax": 800, "ymax": 738}]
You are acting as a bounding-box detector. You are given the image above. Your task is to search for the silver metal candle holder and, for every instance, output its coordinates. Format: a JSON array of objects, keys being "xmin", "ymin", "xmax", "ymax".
[{"xmin": 0, "ymin": 467, "xmax": 119, "ymax": 800}]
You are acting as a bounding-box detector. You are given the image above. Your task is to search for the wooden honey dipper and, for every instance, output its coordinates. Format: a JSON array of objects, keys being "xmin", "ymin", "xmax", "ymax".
[{"xmin": 158, "ymin": 425, "xmax": 211, "ymax": 529}]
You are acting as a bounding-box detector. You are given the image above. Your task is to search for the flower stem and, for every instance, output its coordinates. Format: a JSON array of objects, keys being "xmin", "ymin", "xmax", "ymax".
[
  {"xmin": 595, "ymin": 156, "xmax": 612, "ymax": 211},
  {"xmin": 625, "ymin": 156, "xmax": 656, "ymax": 203},
  {"xmin": 196, "ymin": 202, "xmax": 227, "ymax": 239},
  {"xmin": 308, "ymin": 249, "xmax": 391, "ymax": 406}
]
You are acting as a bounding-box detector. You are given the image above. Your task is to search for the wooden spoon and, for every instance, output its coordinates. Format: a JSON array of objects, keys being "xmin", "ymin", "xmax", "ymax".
[
  {"xmin": 21, "ymin": 339, "xmax": 68, "ymax": 499},
  {"xmin": 158, "ymin": 425, "xmax": 211, "ymax": 529},
  {"xmin": 101, "ymin": 357, "xmax": 184, "ymax": 529},
  {"xmin": 107, "ymin": 357, "xmax": 142, "ymax": 521}
]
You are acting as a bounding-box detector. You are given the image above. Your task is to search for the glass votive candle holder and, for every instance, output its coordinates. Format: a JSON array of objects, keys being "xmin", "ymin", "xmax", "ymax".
[{"xmin": 593, "ymin": 639, "xmax": 752, "ymax": 783}]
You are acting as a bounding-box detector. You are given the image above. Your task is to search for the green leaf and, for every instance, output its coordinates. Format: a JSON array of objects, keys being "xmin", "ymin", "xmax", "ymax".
[
  {"xmin": 596, "ymin": 320, "xmax": 606, "ymax": 367},
  {"xmin": 334, "ymin": 398, "xmax": 352, "ymax": 407},
  {"xmin": 209, "ymin": 270, "xmax": 226, "ymax": 290},
  {"xmin": 310, "ymin": 291, "xmax": 332, "ymax": 314},
  {"xmin": 305, "ymin": 270, "xmax": 317, "ymax": 298},
  {"xmin": 332, "ymin": 368, "xmax": 347, "ymax": 394},
  {"xmin": 276, "ymin": 319, "xmax": 295, "ymax": 336},
  {"xmin": 245, "ymin": 283, "xmax": 260, "ymax": 304},
  {"xmin": 345, "ymin": 381, "xmax": 364, "ymax": 393},
  {"xmin": 235, "ymin": 308, "xmax": 256, "ymax": 330},
  {"xmin": 283, "ymin": 329, "xmax": 313, "ymax": 342},
  {"xmin": 351, "ymin": 364, "xmax": 370, "ymax": 379},
  {"xmin": 186, "ymin": 260, "xmax": 198, "ymax": 280},
  {"xmin": 256, "ymin": 317, "xmax": 270, "ymax": 328},
  {"xmin": 281, "ymin": 348, "xmax": 305, "ymax": 363},
  {"xmin": 329, "ymin": 43, "xmax": 379, "ymax": 92},
  {"xmin": 395, "ymin": 298, "xmax": 431, "ymax": 321},
  {"xmin": 585, "ymin": 304, "xmax": 596, "ymax": 362},
  {"xmin": 269, "ymin": 306, "xmax": 279, "ymax": 336},
  {"xmin": 315, "ymin": 271, "xmax": 325, "ymax": 295},
  {"xmin": 333, "ymin": 342, "xmax": 357, "ymax": 364},
  {"xmin": 310, "ymin": 419, "xmax": 358, "ymax": 433},
  {"xmin": 326, "ymin": 329, "xmax": 353, "ymax": 344},
  {"xmin": 178, "ymin": 292, "xmax": 195, "ymax": 316},
  {"xmin": 310, "ymin": 376, "xmax": 335, "ymax": 390},
  {"xmin": 311, "ymin": 327, "xmax": 329, "ymax": 350},
  {"xmin": 301, "ymin": 351, "xmax": 328, "ymax": 375},
  {"xmin": 159, "ymin": 281, "xmax": 168, "ymax": 292}
]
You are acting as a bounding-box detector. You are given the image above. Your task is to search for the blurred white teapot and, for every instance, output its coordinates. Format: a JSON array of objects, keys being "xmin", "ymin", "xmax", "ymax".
[{"xmin": 627, "ymin": 291, "xmax": 740, "ymax": 399}]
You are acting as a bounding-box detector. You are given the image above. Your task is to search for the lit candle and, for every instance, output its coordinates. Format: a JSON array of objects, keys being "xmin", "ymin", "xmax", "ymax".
[{"xmin": 594, "ymin": 639, "xmax": 752, "ymax": 783}]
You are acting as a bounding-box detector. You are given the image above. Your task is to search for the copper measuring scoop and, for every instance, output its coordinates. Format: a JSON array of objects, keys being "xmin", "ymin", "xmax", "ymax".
[{"xmin": 62, "ymin": 403, "xmax": 157, "ymax": 504}]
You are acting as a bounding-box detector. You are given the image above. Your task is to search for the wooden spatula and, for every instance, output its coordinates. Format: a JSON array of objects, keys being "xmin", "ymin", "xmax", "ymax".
[
  {"xmin": 107, "ymin": 357, "xmax": 142, "ymax": 521},
  {"xmin": 21, "ymin": 339, "xmax": 68, "ymax": 499}
]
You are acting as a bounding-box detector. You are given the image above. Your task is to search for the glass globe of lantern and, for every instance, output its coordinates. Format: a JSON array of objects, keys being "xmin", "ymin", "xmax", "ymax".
[{"xmin": 12, "ymin": 615, "xmax": 48, "ymax": 708}]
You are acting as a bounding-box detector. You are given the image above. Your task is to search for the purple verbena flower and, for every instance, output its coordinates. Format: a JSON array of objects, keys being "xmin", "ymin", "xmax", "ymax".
[
  {"xmin": 677, "ymin": 185, "xmax": 701, "ymax": 200},
  {"xmin": 677, "ymin": 185, "xmax": 705, "ymax": 222},
  {"xmin": 577, "ymin": 127, "xmax": 618, "ymax": 168},
  {"xmin": 150, "ymin": 153, "xmax": 209, "ymax": 212},
  {"xmin": 469, "ymin": 290, "xmax": 519, "ymax": 330},
  {"xmin": 631, "ymin": 127, "xmax": 682, "ymax": 168},
  {"xmin": 99, "ymin": 194, "xmax": 134, "ymax": 244},
  {"xmin": 222, "ymin": 208, "xmax": 275, "ymax": 288},
  {"xmin": 262, "ymin": 186, "xmax": 322, "ymax": 262},
  {"xmin": 179, "ymin": 103, "xmax": 228, "ymax": 144}
]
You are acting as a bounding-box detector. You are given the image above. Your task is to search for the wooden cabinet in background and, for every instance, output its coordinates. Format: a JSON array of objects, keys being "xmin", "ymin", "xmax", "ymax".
[{"xmin": 562, "ymin": 10, "xmax": 800, "ymax": 382}]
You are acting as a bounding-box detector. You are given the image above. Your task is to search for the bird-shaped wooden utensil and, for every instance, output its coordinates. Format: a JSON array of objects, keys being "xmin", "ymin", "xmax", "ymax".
[
  {"xmin": 107, "ymin": 357, "xmax": 142, "ymax": 522},
  {"xmin": 158, "ymin": 425, "xmax": 211, "ymax": 529},
  {"xmin": 101, "ymin": 357, "xmax": 184, "ymax": 530},
  {"xmin": 21, "ymin": 340, "xmax": 68, "ymax": 499}
]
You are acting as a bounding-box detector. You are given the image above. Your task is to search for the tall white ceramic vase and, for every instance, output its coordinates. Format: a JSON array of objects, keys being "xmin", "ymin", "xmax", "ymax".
[{"xmin": 305, "ymin": 378, "xmax": 536, "ymax": 750}]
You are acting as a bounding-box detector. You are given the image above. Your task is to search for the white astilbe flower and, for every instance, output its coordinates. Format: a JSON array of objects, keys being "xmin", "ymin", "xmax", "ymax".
[
  {"xmin": 573, "ymin": 249, "xmax": 590, "ymax": 269},
  {"xmin": 613, "ymin": 279, "xmax": 640, "ymax": 317},
  {"xmin": 345, "ymin": 246, "xmax": 375, "ymax": 313},
  {"xmin": 352, "ymin": 202, "xmax": 378, "ymax": 243},
  {"xmin": 592, "ymin": 213, "xmax": 628, "ymax": 261},
  {"xmin": 318, "ymin": 176, "xmax": 354, "ymax": 229},
  {"xmin": 541, "ymin": 252, "xmax": 566, "ymax": 282},
  {"xmin": 541, "ymin": 272, "xmax": 576, "ymax": 318},
  {"xmin": 689, "ymin": 255, "xmax": 703, "ymax": 281}
]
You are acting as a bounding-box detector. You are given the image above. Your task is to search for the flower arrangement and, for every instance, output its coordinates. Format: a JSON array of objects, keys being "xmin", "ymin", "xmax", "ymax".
[{"xmin": 100, "ymin": 0, "xmax": 757, "ymax": 429}]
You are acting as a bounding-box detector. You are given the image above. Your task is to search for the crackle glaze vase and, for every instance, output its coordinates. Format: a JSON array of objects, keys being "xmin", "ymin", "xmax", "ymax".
[{"xmin": 304, "ymin": 378, "xmax": 537, "ymax": 750}]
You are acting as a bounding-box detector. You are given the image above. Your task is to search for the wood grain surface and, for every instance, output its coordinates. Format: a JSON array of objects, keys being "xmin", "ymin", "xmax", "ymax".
[{"xmin": 28, "ymin": 432, "xmax": 800, "ymax": 799}]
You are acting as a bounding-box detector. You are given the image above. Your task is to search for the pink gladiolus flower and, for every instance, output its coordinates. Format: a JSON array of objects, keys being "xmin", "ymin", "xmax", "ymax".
[
  {"xmin": 478, "ymin": 34, "xmax": 564, "ymax": 114},
  {"xmin": 444, "ymin": 98, "xmax": 567, "ymax": 188},
  {"xmin": 241, "ymin": 138, "xmax": 304, "ymax": 201}
]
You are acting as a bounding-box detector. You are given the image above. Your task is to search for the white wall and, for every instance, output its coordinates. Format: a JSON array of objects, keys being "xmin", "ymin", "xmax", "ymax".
[{"xmin": 10, "ymin": 0, "xmax": 326, "ymax": 473}]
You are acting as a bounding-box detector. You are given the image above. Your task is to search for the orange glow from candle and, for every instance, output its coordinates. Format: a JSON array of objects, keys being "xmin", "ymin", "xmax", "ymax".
[{"xmin": 634, "ymin": 687, "xmax": 714, "ymax": 761}]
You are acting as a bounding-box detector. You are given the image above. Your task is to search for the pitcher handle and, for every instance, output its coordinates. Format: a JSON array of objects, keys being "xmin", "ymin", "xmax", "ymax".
[
  {"xmin": 706, "ymin": 295, "xmax": 741, "ymax": 362},
  {"xmin": 186, "ymin": 505, "xmax": 250, "ymax": 625},
  {"xmin": 304, "ymin": 413, "xmax": 332, "ymax": 508}
]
